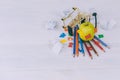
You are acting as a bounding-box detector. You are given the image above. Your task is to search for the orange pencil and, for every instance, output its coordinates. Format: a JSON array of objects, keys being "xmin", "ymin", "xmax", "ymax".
[{"xmin": 75, "ymin": 26, "xmax": 79, "ymax": 57}]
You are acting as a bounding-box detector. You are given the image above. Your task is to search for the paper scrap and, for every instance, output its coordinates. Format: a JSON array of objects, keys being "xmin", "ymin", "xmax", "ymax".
[
  {"xmin": 98, "ymin": 34, "xmax": 104, "ymax": 38},
  {"xmin": 60, "ymin": 39, "xmax": 67, "ymax": 44},
  {"xmin": 59, "ymin": 33, "xmax": 66, "ymax": 38}
]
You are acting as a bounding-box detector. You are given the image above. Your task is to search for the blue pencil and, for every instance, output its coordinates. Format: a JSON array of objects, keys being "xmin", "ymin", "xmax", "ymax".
[
  {"xmin": 78, "ymin": 34, "xmax": 85, "ymax": 55},
  {"xmin": 94, "ymin": 35, "xmax": 110, "ymax": 49},
  {"xmin": 73, "ymin": 26, "xmax": 76, "ymax": 57}
]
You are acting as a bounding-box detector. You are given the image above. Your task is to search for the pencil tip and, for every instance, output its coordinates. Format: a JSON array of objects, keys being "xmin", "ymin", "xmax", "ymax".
[
  {"xmin": 97, "ymin": 54, "xmax": 99, "ymax": 56},
  {"xmin": 95, "ymin": 53, "xmax": 99, "ymax": 56},
  {"xmin": 90, "ymin": 56, "xmax": 93, "ymax": 59},
  {"xmin": 73, "ymin": 55, "xmax": 75, "ymax": 57},
  {"xmin": 107, "ymin": 46, "xmax": 110, "ymax": 49},
  {"xmin": 83, "ymin": 53, "xmax": 85, "ymax": 56},
  {"xmin": 102, "ymin": 49, "xmax": 105, "ymax": 52},
  {"xmin": 77, "ymin": 54, "xmax": 79, "ymax": 57}
]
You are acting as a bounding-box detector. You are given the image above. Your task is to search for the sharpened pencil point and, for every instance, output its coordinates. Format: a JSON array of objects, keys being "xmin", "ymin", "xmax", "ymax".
[
  {"xmin": 95, "ymin": 52, "xmax": 99, "ymax": 56},
  {"xmin": 90, "ymin": 56, "xmax": 93, "ymax": 59},
  {"xmin": 107, "ymin": 46, "xmax": 110, "ymax": 49},
  {"xmin": 83, "ymin": 53, "xmax": 85, "ymax": 56},
  {"xmin": 103, "ymin": 50, "xmax": 105, "ymax": 52},
  {"xmin": 96, "ymin": 53, "xmax": 99, "ymax": 56},
  {"xmin": 76, "ymin": 54, "xmax": 79, "ymax": 57},
  {"xmin": 73, "ymin": 54, "xmax": 75, "ymax": 57}
]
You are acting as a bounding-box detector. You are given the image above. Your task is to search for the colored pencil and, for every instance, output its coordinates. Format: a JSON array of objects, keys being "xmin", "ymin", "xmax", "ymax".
[
  {"xmin": 92, "ymin": 13, "xmax": 97, "ymax": 28},
  {"xmin": 88, "ymin": 41, "xmax": 98, "ymax": 56},
  {"xmin": 94, "ymin": 35, "xmax": 110, "ymax": 49},
  {"xmin": 68, "ymin": 26, "xmax": 73, "ymax": 36},
  {"xmin": 84, "ymin": 42, "xmax": 93, "ymax": 59},
  {"xmin": 92, "ymin": 39, "xmax": 105, "ymax": 52},
  {"xmin": 75, "ymin": 26, "xmax": 79, "ymax": 57},
  {"xmin": 73, "ymin": 27, "xmax": 76, "ymax": 57},
  {"xmin": 78, "ymin": 34, "xmax": 85, "ymax": 56}
]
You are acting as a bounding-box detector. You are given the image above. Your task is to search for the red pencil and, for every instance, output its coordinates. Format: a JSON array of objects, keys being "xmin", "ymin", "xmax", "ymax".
[
  {"xmin": 84, "ymin": 42, "xmax": 93, "ymax": 59},
  {"xmin": 88, "ymin": 41, "xmax": 99, "ymax": 56},
  {"xmin": 92, "ymin": 39, "xmax": 105, "ymax": 52}
]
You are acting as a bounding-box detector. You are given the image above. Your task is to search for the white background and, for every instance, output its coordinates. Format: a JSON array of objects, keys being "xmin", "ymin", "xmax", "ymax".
[{"xmin": 0, "ymin": 0, "xmax": 120, "ymax": 80}]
